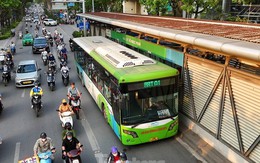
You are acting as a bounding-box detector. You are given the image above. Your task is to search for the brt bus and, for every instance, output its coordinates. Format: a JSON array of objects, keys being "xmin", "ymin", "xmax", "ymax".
[{"xmin": 72, "ymin": 36, "xmax": 179, "ymax": 145}]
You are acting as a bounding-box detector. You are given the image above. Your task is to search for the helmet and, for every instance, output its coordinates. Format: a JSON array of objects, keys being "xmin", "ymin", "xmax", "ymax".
[
  {"xmin": 65, "ymin": 122, "xmax": 72, "ymax": 129},
  {"xmin": 120, "ymin": 152, "xmax": 127, "ymax": 161},
  {"xmin": 111, "ymin": 146, "xmax": 118, "ymax": 154},
  {"xmin": 62, "ymin": 99, "xmax": 67, "ymax": 103},
  {"xmin": 40, "ymin": 132, "xmax": 47, "ymax": 139},
  {"xmin": 66, "ymin": 131, "xmax": 73, "ymax": 137},
  {"xmin": 34, "ymin": 82, "xmax": 39, "ymax": 87}
]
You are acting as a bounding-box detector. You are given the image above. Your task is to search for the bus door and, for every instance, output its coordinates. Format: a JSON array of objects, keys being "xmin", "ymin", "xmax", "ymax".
[{"xmin": 111, "ymin": 89, "xmax": 121, "ymax": 139}]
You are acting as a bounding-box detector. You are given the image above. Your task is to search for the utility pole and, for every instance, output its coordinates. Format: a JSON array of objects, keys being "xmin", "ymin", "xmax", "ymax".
[{"xmin": 83, "ymin": 0, "xmax": 86, "ymax": 37}]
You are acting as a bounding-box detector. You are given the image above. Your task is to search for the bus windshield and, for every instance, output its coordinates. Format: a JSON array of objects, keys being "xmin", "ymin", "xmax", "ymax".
[{"xmin": 121, "ymin": 84, "xmax": 178, "ymax": 125}]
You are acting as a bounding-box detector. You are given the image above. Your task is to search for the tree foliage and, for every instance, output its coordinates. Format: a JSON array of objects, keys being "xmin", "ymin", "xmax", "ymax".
[
  {"xmin": 85, "ymin": 0, "xmax": 123, "ymax": 12},
  {"xmin": 139, "ymin": 0, "xmax": 169, "ymax": 15},
  {"xmin": 0, "ymin": 0, "xmax": 22, "ymax": 28},
  {"xmin": 181, "ymin": 0, "xmax": 220, "ymax": 18}
]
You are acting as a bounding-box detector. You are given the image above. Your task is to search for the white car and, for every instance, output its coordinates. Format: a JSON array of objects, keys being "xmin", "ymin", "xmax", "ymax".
[{"xmin": 43, "ymin": 19, "xmax": 57, "ymax": 26}]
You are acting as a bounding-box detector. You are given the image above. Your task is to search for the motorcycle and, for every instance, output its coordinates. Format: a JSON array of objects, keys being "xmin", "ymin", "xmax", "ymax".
[
  {"xmin": 41, "ymin": 51, "xmax": 48, "ymax": 66},
  {"xmin": 61, "ymin": 68, "xmax": 69, "ymax": 86},
  {"xmin": 70, "ymin": 94, "xmax": 81, "ymax": 119},
  {"xmin": 48, "ymin": 60, "xmax": 56, "ymax": 72},
  {"xmin": 46, "ymin": 71, "xmax": 56, "ymax": 91},
  {"xmin": 10, "ymin": 46, "xmax": 16, "ymax": 55},
  {"xmin": 19, "ymin": 31, "xmax": 23, "ymax": 39},
  {"xmin": 6, "ymin": 57, "xmax": 14, "ymax": 69},
  {"xmin": 59, "ymin": 51, "xmax": 67, "ymax": 61},
  {"xmin": 69, "ymin": 42, "xmax": 74, "ymax": 52},
  {"xmin": 31, "ymin": 94, "xmax": 42, "ymax": 117},
  {"xmin": 49, "ymin": 38, "xmax": 53, "ymax": 47},
  {"xmin": 38, "ymin": 151, "xmax": 53, "ymax": 163},
  {"xmin": 57, "ymin": 44, "xmax": 63, "ymax": 57},
  {"xmin": 60, "ymin": 58, "xmax": 67, "ymax": 69},
  {"xmin": 57, "ymin": 110, "xmax": 74, "ymax": 128},
  {"xmin": 0, "ymin": 94, "xmax": 4, "ymax": 115},
  {"xmin": 67, "ymin": 145, "xmax": 83, "ymax": 163},
  {"xmin": 2, "ymin": 68, "xmax": 11, "ymax": 86}
]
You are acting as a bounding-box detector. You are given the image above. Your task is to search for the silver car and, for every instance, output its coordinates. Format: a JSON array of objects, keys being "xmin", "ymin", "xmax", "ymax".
[{"xmin": 15, "ymin": 60, "xmax": 41, "ymax": 87}]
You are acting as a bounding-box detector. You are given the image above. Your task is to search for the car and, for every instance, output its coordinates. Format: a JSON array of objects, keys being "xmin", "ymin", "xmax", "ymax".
[
  {"xmin": 33, "ymin": 18, "xmax": 39, "ymax": 23},
  {"xmin": 25, "ymin": 17, "xmax": 31, "ymax": 22},
  {"xmin": 32, "ymin": 37, "xmax": 49, "ymax": 54},
  {"xmin": 22, "ymin": 33, "xmax": 34, "ymax": 46},
  {"xmin": 43, "ymin": 19, "xmax": 57, "ymax": 26},
  {"xmin": 15, "ymin": 60, "xmax": 41, "ymax": 87}
]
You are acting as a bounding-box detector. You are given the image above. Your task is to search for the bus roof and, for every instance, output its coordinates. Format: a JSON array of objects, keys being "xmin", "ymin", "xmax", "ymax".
[{"xmin": 73, "ymin": 36, "xmax": 179, "ymax": 83}]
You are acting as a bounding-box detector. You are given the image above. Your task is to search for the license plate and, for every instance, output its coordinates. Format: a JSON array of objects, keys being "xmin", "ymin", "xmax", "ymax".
[{"xmin": 22, "ymin": 81, "xmax": 32, "ymax": 84}]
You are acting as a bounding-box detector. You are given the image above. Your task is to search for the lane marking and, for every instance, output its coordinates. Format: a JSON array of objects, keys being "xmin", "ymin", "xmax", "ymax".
[
  {"xmin": 80, "ymin": 111, "xmax": 104, "ymax": 162},
  {"xmin": 21, "ymin": 89, "xmax": 25, "ymax": 98},
  {"xmin": 176, "ymin": 137, "xmax": 207, "ymax": 163},
  {"xmin": 13, "ymin": 142, "xmax": 21, "ymax": 163}
]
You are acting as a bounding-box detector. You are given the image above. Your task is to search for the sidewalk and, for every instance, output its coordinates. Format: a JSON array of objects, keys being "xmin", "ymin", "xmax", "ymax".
[
  {"xmin": 0, "ymin": 21, "xmax": 24, "ymax": 48},
  {"xmin": 178, "ymin": 122, "xmax": 232, "ymax": 163}
]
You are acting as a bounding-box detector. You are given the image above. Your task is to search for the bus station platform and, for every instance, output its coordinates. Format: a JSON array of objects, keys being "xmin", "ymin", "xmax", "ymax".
[{"xmin": 179, "ymin": 121, "xmax": 231, "ymax": 163}]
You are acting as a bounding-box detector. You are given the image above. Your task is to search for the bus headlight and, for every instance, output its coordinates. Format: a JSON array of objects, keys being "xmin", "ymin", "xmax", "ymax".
[
  {"xmin": 123, "ymin": 129, "xmax": 138, "ymax": 138},
  {"xmin": 168, "ymin": 120, "xmax": 178, "ymax": 131}
]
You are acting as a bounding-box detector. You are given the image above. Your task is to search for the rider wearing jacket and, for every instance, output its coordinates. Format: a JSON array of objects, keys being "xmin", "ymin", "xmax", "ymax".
[
  {"xmin": 30, "ymin": 82, "xmax": 43, "ymax": 108},
  {"xmin": 58, "ymin": 99, "xmax": 73, "ymax": 124},
  {"xmin": 62, "ymin": 132, "xmax": 82, "ymax": 163},
  {"xmin": 34, "ymin": 132, "xmax": 55, "ymax": 160},
  {"xmin": 107, "ymin": 146, "xmax": 128, "ymax": 163},
  {"xmin": 61, "ymin": 122, "xmax": 76, "ymax": 139},
  {"xmin": 67, "ymin": 82, "xmax": 81, "ymax": 105}
]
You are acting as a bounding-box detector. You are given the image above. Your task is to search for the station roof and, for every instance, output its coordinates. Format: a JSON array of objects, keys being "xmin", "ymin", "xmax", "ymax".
[
  {"xmin": 78, "ymin": 12, "xmax": 260, "ymax": 62},
  {"xmin": 84, "ymin": 12, "xmax": 260, "ymax": 44}
]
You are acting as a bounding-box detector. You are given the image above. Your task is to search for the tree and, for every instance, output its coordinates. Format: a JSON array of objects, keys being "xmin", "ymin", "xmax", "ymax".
[
  {"xmin": 169, "ymin": 0, "xmax": 182, "ymax": 17},
  {"xmin": 0, "ymin": 0, "xmax": 22, "ymax": 28},
  {"xmin": 181, "ymin": 0, "xmax": 220, "ymax": 18},
  {"xmin": 139, "ymin": 0, "xmax": 169, "ymax": 15},
  {"xmin": 85, "ymin": 0, "xmax": 123, "ymax": 12}
]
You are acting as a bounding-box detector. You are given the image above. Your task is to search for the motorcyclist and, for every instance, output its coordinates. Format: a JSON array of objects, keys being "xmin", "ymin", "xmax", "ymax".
[
  {"xmin": 5, "ymin": 50, "xmax": 13, "ymax": 61},
  {"xmin": 2, "ymin": 64, "xmax": 11, "ymax": 81},
  {"xmin": 67, "ymin": 82, "xmax": 81, "ymax": 105},
  {"xmin": 33, "ymin": 132, "xmax": 56, "ymax": 160},
  {"xmin": 62, "ymin": 132, "xmax": 82, "ymax": 163},
  {"xmin": 59, "ymin": 33, "xmax": 64, "ymax": 42},
  {"xmin": 10, "ymin": 41, "xmax": 16, "ymax": 54},
  {"xmin": 54, "ymin": 29, "xmax": 58, "ymax": 40},
  {"xmin": 107, "ymin": 146, "xmax": 128, "ymax": 163},
  {"xmin": 60, "ymin": 62, "xmax": 69, "ymax": 72},
  {"xmin": 30, "ymin": 82, "xmax": 43, "ymax": 108},
  {"xmin": 5, "ymin": 50, "xmax": 14, "ymax": 68},
  {"xmin": 42, "ymin": 26, "xmax": 46, "ymax": 35},
  {"xmin": 48, "ymin": 52, "xmax": 56, "ymax": 70},
  {"xmin": 48, "ymin": 52, "xmax": 56, "ymax": 62},
  {"xmin": 61, "ymin": 122, "xmax": 76, "ymax": 139},
  {"xmin": 60, "ymin": 45, "xmax": 67, "ymax": 60},
  {"xmin": 35, "ymin": 30, "xmax": 38, "ymax": 38},
  {"xmin": 58, "ymin": 99, "xmax": 73, "ymax": 123},
  {"xmin": 41, "ymin": 48, "xmax": 48, "ymax": 59}
]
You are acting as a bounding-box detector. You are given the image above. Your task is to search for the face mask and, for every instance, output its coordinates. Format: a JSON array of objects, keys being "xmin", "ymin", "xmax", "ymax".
[
  {"xmin": 63, "ymin": 103, "xmax": 67, "ymax": 106},
  {"xmin": 67, "ymin": 137, "xmax": 72, "ymax": 140},
  {"xmin": 41, "ymin": 138, "xmax": 47, "ymax": 142},
  {"xmin": 112, "ymin": 153, "xmax": 118, "ymax": 156}
]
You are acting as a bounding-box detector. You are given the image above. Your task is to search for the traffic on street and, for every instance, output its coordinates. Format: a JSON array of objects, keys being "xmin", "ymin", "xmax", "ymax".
[{"xmin": 0, "ymin": 4, "xmax": 200, "ymax": 163}]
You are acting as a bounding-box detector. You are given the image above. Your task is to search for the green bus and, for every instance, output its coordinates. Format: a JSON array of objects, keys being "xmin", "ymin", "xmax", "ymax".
[{"xmin": 73, "ymin": 36, "xmax": 179, "ymax": 145}]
